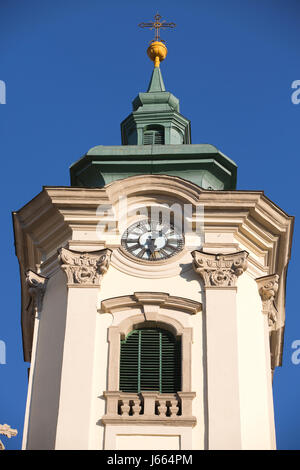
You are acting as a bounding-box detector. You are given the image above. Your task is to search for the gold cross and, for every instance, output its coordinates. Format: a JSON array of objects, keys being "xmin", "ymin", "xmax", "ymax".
[{"xmin": 139, "ymin": 13, "xmax": 176, "ymax": 43}]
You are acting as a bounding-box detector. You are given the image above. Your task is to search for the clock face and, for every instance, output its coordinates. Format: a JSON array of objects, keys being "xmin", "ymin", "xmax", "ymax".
[{"xmin": 121, "ymin": 219, "xmax": 184, "ymax": 261}]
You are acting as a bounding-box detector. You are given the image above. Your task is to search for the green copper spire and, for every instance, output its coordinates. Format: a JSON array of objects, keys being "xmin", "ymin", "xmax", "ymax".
[
  {"xmin": 69, "ymin": 35, "xmax": 237, "ymax": 191},
  {"xmin": 121, "ymin": 67, "xmax": 191, "ymax": 146},
  {"xmin": 147, "ymin": 67, "xmax": 166, "ymax": 92}
]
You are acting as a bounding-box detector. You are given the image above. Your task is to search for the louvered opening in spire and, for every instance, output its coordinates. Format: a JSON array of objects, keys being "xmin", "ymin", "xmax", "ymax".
[{"xmin": 143, "ymin": 128, "xmax": 164, "ymax": 145}]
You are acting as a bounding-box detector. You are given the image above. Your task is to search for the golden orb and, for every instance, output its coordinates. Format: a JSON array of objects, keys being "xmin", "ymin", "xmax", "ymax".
[{"xmin": 147, "ymin": 41, "xmax": 168, "ymax": 68}]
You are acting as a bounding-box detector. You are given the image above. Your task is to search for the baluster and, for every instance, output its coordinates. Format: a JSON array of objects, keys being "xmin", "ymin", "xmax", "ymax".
[
  {"xmin": 157, "ymin": 399, "xmax": 168, "ymax": 416},
  {"xmin": 169, "ymin": 398, "xmax": 179, "ymax": 417},
  {"xmin": 131, "ymin": 398, "xmax": 141, "ymax": 416},
  {"xmin": 120, "ymin": 399, "xmax": 130, "ymax": 416}
]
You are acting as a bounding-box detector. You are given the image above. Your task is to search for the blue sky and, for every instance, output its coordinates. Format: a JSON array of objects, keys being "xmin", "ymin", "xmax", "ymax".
[{"xmin": 0, "ymin": 0, "xmax": 299, "ymax": 450}]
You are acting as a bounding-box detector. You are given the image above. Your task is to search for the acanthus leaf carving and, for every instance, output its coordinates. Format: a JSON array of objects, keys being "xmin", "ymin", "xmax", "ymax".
[
  {"xmin": 192, "ymin": 250, "xmax": 249, "ymax": 288},
  {"xmin": 256, "ymin": 274, "xmax": 279, "ymax": 329},
  {"xmin": 59, "ymin": 247, "xmax": 112, "ymax": 287},
  {"xmin": 25, "ymin": 270, "xmax": 48, "ymax": 315},
  {"xmin": 0, "ymin": 424, "xmax": 18, "ymax": 450}
]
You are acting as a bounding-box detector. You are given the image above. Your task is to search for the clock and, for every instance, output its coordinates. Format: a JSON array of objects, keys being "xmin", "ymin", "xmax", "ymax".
[{"xmin": 121, "ymin": 219, "xmax": 184, "ymax": 261}]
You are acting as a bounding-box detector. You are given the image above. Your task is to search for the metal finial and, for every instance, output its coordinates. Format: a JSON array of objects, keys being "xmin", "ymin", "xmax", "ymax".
[{"xmin": 138, "ymin": 13, "xmax": 176, "ymax": 43}]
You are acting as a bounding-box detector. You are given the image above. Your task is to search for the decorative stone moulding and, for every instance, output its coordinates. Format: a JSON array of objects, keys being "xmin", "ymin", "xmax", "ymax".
[
  {"xmin": 102, "ymin": 391, "xmax": 196, "ymax": 427},
  {"xmin": 0, "ymin": 424, "xmax": 18, "ymax": 450},
  {"xmin": 256, "ymin": 274, "xmax": 279, "ymax": 329},
  {"xmin": 100, "ymin": 292, "xmax": 201, "ymax": 395},
  {"xmin": 59, "ymin": 247, "xmax": 112, "ymax": 287},
  {"xmin": 100, "ymin": 293, "xmax": 199, "ymax": 429},
  {"xmin": 101, "ymin": 291, "xmax": 202, "ymax": 317},
  {"xmin": 25, "ymin": 270, "xmax": 48, "ymax": 314},
  {"xmin": 191, "ymin": 250, "xmax": 249, "ymax": 288}
]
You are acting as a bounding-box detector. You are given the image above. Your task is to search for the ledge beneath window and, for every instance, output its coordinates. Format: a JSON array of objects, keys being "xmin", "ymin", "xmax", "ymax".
[
  {"xmin": 101, "ymin": 416, "xmax": 197, "ymax": 427},
  {"xmin": 101, "ymin": 391, "xmax": 197, "ymax": 428}
]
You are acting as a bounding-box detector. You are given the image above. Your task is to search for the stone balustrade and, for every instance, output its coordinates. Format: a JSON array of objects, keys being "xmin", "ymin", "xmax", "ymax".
[{"xmin": 102, "ymin": 391, "xmax": 196, "ymax": 426}]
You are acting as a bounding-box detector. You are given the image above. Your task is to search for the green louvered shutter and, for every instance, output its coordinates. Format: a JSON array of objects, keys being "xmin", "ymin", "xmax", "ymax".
[
  {"xmin": 120, "ymin": 328, "xmax": 181, "ymax": 393},
  {"xmin": 161, "ymin": 328, "xmax": 181, "ymax": 393},
  {"xmin": 119, "ymin": 329, "xmax": 140, "ymax": 393}
]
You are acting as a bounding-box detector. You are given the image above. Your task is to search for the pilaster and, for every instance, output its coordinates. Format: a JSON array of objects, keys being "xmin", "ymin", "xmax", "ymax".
[
  {"xmin": 55, "ymin": 248, "xmax": 111, "ymax": 449},
  {"xmin": 255, "ymin": 273, "xmax": 279, "ymax": 449},
  {"xmin": 192, "ymin": 250, "xmax": 248, "ymax": 450}
]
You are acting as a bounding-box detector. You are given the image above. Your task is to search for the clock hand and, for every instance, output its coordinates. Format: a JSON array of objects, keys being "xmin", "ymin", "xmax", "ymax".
[{"xmin": 148, "ymin": 237, "xmax": 156, "ymax": 253}]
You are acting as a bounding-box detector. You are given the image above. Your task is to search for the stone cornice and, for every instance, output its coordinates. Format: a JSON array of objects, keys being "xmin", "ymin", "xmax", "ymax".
[
  {"xmin": 192, "ymin": 250, "xmax": 249, "ymax": 288},
  {"xmin": 256, "ymin": 274, "xmax": 279, "ymax": 329},
  {"xmin": 13, "ymin": 184, "xmax": 293, "ymax": 272},
  {"xmin": 59, "ymin": 247, "xmax": 111, "ymax": 287}
]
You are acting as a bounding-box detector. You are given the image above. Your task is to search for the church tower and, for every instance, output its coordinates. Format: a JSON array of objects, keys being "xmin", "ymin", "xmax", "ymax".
[{"xmin": 13, "ymin": 16, "xmax": 294, "ymax": 450}]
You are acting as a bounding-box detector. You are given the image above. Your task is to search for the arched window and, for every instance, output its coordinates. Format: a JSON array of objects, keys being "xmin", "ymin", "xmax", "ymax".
[
  {"xmin": 143, "ymin": 126, "xmax": 165, "ymax": 145},
  {"xmin": 120, "ymin": 328, "xmax": 181, "ymax": 393}
]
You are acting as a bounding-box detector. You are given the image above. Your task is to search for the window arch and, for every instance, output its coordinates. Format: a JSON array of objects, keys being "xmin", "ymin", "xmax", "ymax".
[{"xmin": 120, "ymin": 328, "xmax": 181, "ymax": 393}]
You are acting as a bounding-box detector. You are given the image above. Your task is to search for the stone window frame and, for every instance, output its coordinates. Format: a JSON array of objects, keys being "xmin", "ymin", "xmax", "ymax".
[{"xmin": 100, "ymin": 292, "xmax": 202, "ymax": 393}]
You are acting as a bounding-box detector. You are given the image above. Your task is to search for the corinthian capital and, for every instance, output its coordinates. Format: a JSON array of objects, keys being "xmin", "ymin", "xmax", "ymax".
[
  {"xmin": 59, "ymin": 247, "xmax": 112, "ymax": 287},
  {"xmin": 192, "ymin": 250, "xmax": 248, "ymax": 288},
  {"xmin": 26, "ymin": 270, "xmax": 48, "ymax": 313},
  {"xmin": 256, "ymin": 274, "xmax": 279, "ymax": 328}
]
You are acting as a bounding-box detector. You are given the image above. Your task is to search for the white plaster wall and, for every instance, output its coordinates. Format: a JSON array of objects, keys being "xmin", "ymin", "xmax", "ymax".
[
  {"xmin": 25, "ymin": 270, "xmax": 68, "ymax": 449},
  {"xmin": 116, "ymin": 434, "xmax": 180, "ymax": 450},
  {"xmin": 236, "ymin": 274, "xmax": 276, "ymax": 449},
  {"xmin": 190, "ymin": 313, "xmax": 206, "ymax": 449},
  {"xmin": 89, "ymin": 311, "xmax": 111, "ymax": 449},
  {"xmin": 99, "ymin": 264, "xmax": 202, "ymax": 303},
  {"xmin": 105, "ymin": 425, "xmax": 193, "ymax": 450}
]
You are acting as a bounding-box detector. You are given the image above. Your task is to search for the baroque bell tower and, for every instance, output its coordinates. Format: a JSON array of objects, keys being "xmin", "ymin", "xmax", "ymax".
[{"xmin": 13, "ymin": 15, "xmax": 293, "ymax": 450}]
